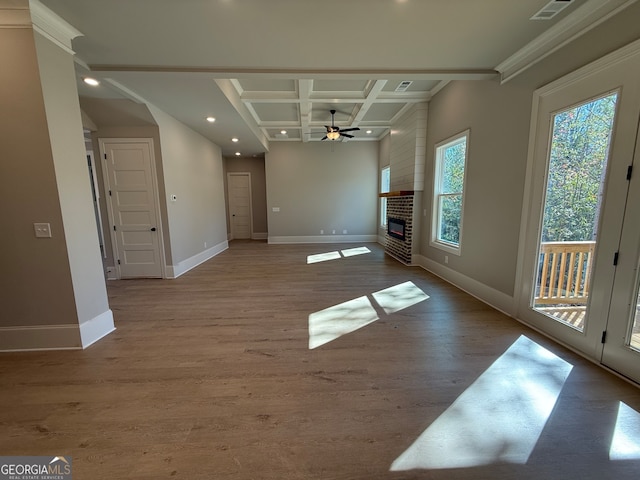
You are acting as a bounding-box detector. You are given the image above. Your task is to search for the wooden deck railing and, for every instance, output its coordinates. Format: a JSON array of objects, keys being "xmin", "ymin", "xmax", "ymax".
[{"xmin": 534, "ymin": 241, "xmax": 596, "ymax": 305}]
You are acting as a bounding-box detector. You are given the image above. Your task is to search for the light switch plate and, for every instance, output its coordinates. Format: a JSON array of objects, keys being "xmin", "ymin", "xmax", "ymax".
[{"xmin": 34, "ymin": 223, "xmax": 52, "ymax": 238}]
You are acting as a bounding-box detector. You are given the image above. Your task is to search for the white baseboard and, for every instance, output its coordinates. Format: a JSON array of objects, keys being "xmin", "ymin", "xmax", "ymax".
[
  {"xmin": 414, "ymin": 254, "xmax": 516, "ymax": 317},
  {"xmin": 79, "ymin": 309, "xmax": 116, "ymax": 349},
  {"xmin": 0, "ymin": 309, "xmax": 116, "ymax": 352},
  {"xmin": 268, "ymin": 234, "xmax": 378, "ymax": 244},
  {"xmin": 166, "ymin": 240, "xmax": 229, "ymax": 278},
  {"xmin": 252, "ymin": 232, "xmax": 268, "ymax": 240},
  {"xmin": 0, "ymin": 324, "xmax": 82, "ymax": 351}
]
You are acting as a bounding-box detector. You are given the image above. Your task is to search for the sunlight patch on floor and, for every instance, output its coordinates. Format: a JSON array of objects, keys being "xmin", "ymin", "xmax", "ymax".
[
  {"xmin": 341, "ymin": 246, "xmax": 371, "ymax": 257},
  {"xmin": 307, "ymin": 251, "xmax": 341, "ymax": 264},
  {"xmin": 308, "ymin": 281, "xmax": 429, "ymax": 349},
  {"xmin": 308, "ymin": 296, "xmax": 379, "ymax": 349},
  {"xmin": 610, "ymin": 402, "xmax": 640, "ymax": 460},
  {"xmin": 372, "ymin": 281, "xmax": 429, "ymax": 314},
  {"xmin": 390, "ymin": 335, "xmax": 573, "ymax": 471},
  {"xmin": 306, "ymin": 246, "xmax": 371, "ymax": 264}
]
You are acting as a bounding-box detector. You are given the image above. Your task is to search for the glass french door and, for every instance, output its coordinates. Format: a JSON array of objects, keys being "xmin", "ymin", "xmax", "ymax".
[
  {"xmin": 517, "ymin": 40, "xmax": 640, "ymax": 383},
  {"xmin": 601, "ymin": 124, "xmax": 640, "ymax": 382},
  {"xmin": 531, "ymin": 93, "xmax": 617, "ymax": 332}
]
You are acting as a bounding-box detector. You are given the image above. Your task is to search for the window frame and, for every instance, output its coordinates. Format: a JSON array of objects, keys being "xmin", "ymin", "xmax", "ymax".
[
  {"xmin": 430, "ymin": 129, "xmax": 470, "ymax": 256},
  {"xmin": 380, "ymin": 165, "xmax": 391, "ymax": 227}
]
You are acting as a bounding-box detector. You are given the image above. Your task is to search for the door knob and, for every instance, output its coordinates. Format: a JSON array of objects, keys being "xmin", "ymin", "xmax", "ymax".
[{"xmin": 150, "ymin": 227, "xmax": 157, "ymax": 231}]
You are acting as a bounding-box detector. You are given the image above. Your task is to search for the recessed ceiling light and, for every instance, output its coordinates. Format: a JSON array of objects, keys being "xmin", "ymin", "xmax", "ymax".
[
  {"xmin": 235, "ymin": 152, "xmax": 241, "ymax": 156},
  {"xmin": 281, "ymin": 130, "xmax": 287, "ymax": 135},
  {"xmin": 232, "ymin": 137, "xmax": 239, "ymax": 142},
  {"xmin": 83, "ymin": 77, "xmax": 100, "ymax": 86},
  {"xmin": 206, "ymin": 116, "xmax": 216, "ymax": 123},
  {"xmin": 366, "ymin": 130, "xmax": 372, "ymax": 134}
]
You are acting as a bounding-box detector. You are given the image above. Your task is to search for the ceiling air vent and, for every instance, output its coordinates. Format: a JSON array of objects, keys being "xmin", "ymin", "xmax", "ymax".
[
  {"xmin": 531, "ymin": 0, "xmax": 573, "ymax": 20},
  {"xmin": 395, "ymin": 81, "xmax": 413, "ymax": 92}
]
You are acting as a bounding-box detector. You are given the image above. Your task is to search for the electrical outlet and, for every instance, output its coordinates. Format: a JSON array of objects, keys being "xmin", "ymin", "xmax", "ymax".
[
  {"xmin": 320, "ymin": 229, "xmax": 324, "ymax": 234},
  {"xmin": 343, "ymin": 230, "xmax": 347, "ymax": 234},
  {"xmin": 34, "ymin": 223, "xmax": 51, "ymax": 238},
  {"xmin": 332, "ymin": 230, "xmax": 336, "ymax": 234}
]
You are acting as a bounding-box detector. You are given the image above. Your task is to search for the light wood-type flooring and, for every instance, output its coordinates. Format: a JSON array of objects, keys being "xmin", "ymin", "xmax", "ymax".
[{"xmin": 2, "ymin": 241, "xmax": 640, "ymax": 479}]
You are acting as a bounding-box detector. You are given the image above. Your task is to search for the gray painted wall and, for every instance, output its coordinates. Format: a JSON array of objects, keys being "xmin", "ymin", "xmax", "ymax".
[
  {"xmin": 149, "ymin": 106, "xmax": 228, "ymax": 268},
  {"xmin": 265, "ymin": 141, "xmax": 378, "ymax": 240},
  {"xmin": 418, "ymin": 5, "xmax": 640, "ymax": 299},
  {"xmin": 420, "ymin": 79, "xmax": 532, "ymax": 296},
  {"xmin": 0, "ymin": 27, "xmax": 78, "ymax": 328}
]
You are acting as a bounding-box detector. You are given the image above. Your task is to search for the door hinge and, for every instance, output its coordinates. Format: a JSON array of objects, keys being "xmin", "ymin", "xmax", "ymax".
[
  {"xmin": 613, "ymin": 251, "xmax": 619, "ymax": 266},
  {"xmin": 113, "ymin": 225, "xmax": 116, "ymax": 231},
  {"xmin": 104, "ymin": 153, "xmax": 107, "ymax": 160},
  {"xmin": 117, "ymin": 259, "xmax": 121, "ymax": 265},
  {"xmin": 601, "ymin": 331, "xmax": 607, "ymax": 344},
  {"xmin": 627, "ymin": 165, "xmax": 633, "ymax": 180},
  {"xmin": 108, "ymin": 190, "xmax": 112, "ymax": 196}
]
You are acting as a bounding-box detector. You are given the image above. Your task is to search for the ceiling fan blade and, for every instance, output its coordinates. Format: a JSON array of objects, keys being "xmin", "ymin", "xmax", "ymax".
[
  {"xmin": 324, "ymin": 126, "xmax": 332, "ymax": 132},
  {"xmin": 339, "ymin": 127, "xmax": 360, "ymax": 133},
  {"xmin": 340, "ymin": 133, "xmax": 354, "ymax": 138},
  {"xmin": 321, "ymin": 135, "xmax": 328, "ymax": 141}
]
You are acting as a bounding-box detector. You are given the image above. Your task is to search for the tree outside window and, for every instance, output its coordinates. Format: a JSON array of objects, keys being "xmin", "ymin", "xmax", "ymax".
[
  {"xmin": 431, "ymin": 131, "xmax": 469, "ymax": 254},
  {"xmin": 380, "ymin": 166, "xmax": 390, "ymax": 226}
]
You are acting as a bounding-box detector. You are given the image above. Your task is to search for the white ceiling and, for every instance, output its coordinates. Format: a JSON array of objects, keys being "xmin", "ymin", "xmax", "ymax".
[{"xmin": 36, "ymin": 0, "xmax": 637, "ymax": 157}]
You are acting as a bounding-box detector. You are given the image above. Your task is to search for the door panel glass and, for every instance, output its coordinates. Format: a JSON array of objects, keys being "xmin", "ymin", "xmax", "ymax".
[{"xmin": 532, "ymin": 93, "xmax": 618, "ymax": 330}]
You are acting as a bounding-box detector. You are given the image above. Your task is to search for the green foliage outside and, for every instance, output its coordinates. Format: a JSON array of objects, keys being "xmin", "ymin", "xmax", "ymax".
[
  {"xmin": 439, "ymin": 140, "xmax": 466, "ymax": 245},
  {"xmin": 542, "ymin": 94, "xmax": 618, "ymax": 242}
]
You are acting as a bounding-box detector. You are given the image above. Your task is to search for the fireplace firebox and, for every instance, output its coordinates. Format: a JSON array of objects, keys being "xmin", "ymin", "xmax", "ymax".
[{"xmin": 387, "ymin": 217, "xmax": 406, "ymax": 241}]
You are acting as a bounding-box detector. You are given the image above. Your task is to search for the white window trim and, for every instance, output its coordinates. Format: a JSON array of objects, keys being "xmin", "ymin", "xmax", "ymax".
[
  {"xmin": 380, "ymin": 165, "xmax": 390, "ymax": 227},
  {"xmin": 430, "ymin": 129, "xmax": 470, "ymax": 256}
]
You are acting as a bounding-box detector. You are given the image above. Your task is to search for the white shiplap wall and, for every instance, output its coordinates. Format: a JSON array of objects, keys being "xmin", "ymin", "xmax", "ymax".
[{"xmin": 389, "ymin": 103, "xmax": 428, "ymax": 192}]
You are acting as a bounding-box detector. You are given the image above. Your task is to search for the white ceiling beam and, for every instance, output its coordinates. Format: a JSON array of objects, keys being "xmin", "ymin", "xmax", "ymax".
[
  {"xmin": 352, "ymin": 80, "xmax": 388, "ymax": 126},
  {"xmin": 298, "ymin": 79, "xmax": 313, "ymax": 143},
  {"xmin": 214, "ymin": 79, "xmax": 270, "ymax": 152}
]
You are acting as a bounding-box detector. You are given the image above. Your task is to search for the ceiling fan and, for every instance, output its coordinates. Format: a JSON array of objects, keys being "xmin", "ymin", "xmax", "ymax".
[{"xmin": 322, "ymin": 109, "xmax": 360, "ymax": 141}]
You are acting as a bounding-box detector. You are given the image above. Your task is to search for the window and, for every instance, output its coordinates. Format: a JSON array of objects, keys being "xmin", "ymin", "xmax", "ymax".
[
  {"xmin": 431, "ymin": 130, "xmax": 469, "ymax": 254},
  {"xmin": 380, "ymin": 165, "xmax": 390, "ymax": 226}
]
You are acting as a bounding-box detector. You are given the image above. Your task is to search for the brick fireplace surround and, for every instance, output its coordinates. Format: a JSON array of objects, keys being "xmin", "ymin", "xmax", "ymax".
[{"xmin": 380, "ymin": 191, "xmax": 414, "ymax": 264}]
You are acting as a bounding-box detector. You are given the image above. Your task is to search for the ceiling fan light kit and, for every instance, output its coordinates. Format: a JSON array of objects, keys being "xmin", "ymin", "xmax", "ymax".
[{"xmin": 322, "ymin": 109, "xmax": 360, "ymax": 141}]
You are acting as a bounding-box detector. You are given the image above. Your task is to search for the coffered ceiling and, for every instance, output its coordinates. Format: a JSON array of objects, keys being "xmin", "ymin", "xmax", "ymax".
[{"xmin": 33, "ymin": 0, "xmax": 638, "ymax": 157}]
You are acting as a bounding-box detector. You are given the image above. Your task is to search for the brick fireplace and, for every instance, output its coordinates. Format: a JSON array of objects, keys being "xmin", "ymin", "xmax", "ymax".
[{"xmin": 380, "ymin": 191, "xmax": 414, "ymax": 264}]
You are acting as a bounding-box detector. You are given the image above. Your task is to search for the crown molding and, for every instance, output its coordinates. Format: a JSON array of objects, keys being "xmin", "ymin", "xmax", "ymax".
[
  {"xmin": 29, "ymin": 0, "xmax": 82, "ymax": 55},
  {"xmin": 496, "ymin": 0, "xmax": 638, "ymax": 83}
]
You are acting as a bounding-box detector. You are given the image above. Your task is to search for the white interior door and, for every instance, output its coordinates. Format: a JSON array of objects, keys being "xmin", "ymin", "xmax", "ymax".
[
  {"xmin": 101, "ymin": 139, "xmax": 163, "ymax": 278},
  {"xmin": 228, "ymin": 173, "xmax": 252, "ymax": 240},
  {"xmin": 517, "ymin": 41, "xmax": 640, "ymax": 366}
]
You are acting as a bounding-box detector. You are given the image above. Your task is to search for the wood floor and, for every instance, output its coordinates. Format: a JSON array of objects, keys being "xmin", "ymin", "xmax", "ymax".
[{"xmin": 2, "ymin": 241, "xmax": 640, "ymax": 479}]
